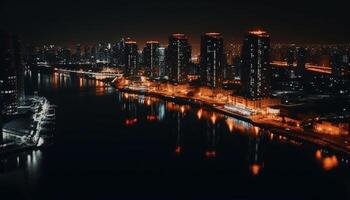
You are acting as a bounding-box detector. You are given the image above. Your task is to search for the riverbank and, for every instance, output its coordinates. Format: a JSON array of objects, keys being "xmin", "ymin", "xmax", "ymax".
[
  {"xmin": 117, "ymin": 87, "xmax": 350, "ymax": 155},
  {"xmin": 1, "ymin": 96, "xmax": 55, "ymax": 157}
]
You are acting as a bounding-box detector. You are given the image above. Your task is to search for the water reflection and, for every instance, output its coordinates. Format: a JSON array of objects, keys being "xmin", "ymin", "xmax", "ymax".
[
  {"xmin": 175, "ymin": 112, "xmax": 183, "ymax": 155},
  {"xmin": 248, "ymin": 129, "xmax": 266, "ymax": 176},
  {"xmin": 18, "ymin": 71, "xmax": 350, "ymax": 183},
  {"xmin": 0, "ymin": 150, "xmax": 43, "ymax": 183},
  {"xmin": 25, "ymin": 69, "xmax": 110, "ymax": 96},
  {"xmin": 116, "ymin": 91, "xmax": 350, "ymax": 172},
  {"xmin": 205, "ymin": 119, "xmax": 218, "ymax": 158},
  {"xmin": 315, "ymin": 149, "xmax": 340, "ymax": 171}
]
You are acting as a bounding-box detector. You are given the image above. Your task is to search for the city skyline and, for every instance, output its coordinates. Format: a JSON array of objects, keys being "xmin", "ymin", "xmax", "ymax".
[{"xmin": 1, "ymin": 2, "xmax": 350, "ymax": 199}]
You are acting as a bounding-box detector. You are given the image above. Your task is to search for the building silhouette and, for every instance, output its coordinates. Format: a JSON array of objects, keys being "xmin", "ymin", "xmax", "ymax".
[
  {"xmin": 0, "ymin": 31, "xmax": 19, "ymax": 116},
  {"xmin": 200, "ymin": 32, "xmax": 225, "ymax": 88},
  {"xmin": 240, "ymin": 31, "xmax": 271, "ymax": 99},
  {"xmin": 124, "ymin": 39, "xmax": 138, "ymax": 77},
  {"xmin": 166, "ymin": 34, "xmax": 191, "ymax": 83},
  {"xmin": 143, "ymin": 41, "xmax": 160, "ymax": 78}
]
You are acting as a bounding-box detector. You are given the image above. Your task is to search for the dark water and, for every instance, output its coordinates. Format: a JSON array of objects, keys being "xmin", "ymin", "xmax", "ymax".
[{"xmin": 1, "ymin": 71, "xmax": 350, "ymax": 199}]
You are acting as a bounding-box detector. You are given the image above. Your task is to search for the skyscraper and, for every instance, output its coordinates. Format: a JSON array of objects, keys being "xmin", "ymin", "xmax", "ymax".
[
  {"xmin": 166, "ymin": 34, "xmax": 191, "ymax": 83},
  {"xmin": 158, "ymin": 47, "xmax": 166, "ymax": 78},
  {"xmin": 124, "ymin": 39, "xmax": 138, "ymax": 77},
  {"xmin": 200, "ymin": 32, "xmax": 225, "ymax": 88},
  {"xmin": 143, "ymin": 41, "xmax": 160, "ymax": 78},
  {"xmin": 240, "ymin": 30, "xmax": 271, "ymax": 99},
  {"xmin": 0, "ymin": 31, "xmax": 18, "ymax": 116},
  {"xmin": 13, "ymin": 35, "xmax": 25, "ymax": 105},
  {"xmin": 296, "ymin": 47, "xmax": 308, "ymax": 90},
  {"xmin": 116, "ymin": 38, "xmax": 126, "ymax": 67}
]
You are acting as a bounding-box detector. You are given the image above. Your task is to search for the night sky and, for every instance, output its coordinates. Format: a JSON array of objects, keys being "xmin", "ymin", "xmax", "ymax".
[{"xmin": 1, "ymin": 0, "xmax": 349, "ymax": 52}]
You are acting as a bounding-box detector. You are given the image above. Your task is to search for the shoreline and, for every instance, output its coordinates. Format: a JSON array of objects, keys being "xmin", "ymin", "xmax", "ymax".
[
  {"xmin": 1, "ymin": 96, "xmax": 55, "ymax": 157},
  {"xmin": 117, "ymin": 87, "xmax": 350, "ymax": 156}
]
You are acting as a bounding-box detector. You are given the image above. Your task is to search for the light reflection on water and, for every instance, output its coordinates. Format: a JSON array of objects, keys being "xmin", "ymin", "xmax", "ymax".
[
  {"xmin": 2, "ymin": 70, "xmax": 350, "ymax": 199},
  {"xmin": 0, "ymin": 150, "xmax": 43, "ymax": 180},
  {"xmin": 115, "ymin": 91, "xmax": 350, "ymax": 175}
]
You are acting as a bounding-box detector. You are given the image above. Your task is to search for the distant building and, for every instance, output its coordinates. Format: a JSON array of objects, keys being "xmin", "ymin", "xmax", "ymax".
[
  {"xmin": 116, "ymin": 38, "xmax": 126, "ymax": 67},
  {"xmin": 0, "ymin": 31, "xmax": 19, "ymax": 116},
  {"xmin": 57, "ymin": 47, "xmax": 71, "ymax": 64},
  {"xmin": 240, "ymin": 30, "xmax": 271, "ymax": 99},
  {"xmin": 166, "ymin": 34, "xmax": 191, "ymax": 83},
  {"xmin": 75, "ymin": 44, "xmax": 82, "ymax": 63},
  {"xmin": 143, "ymin": 41, "xmax": 160, "ymax": 78},
  {"xmin": 158, "ymin": 47, "xmax": 166, "ymax": 78},
  {"xmin": 286, "ymin": 47, "xmax": 296, "ymax": 79},
  {"xmin": 13, "ymin": 35, "xmax": 25, "ymax": 105},
  {"xmin": 124, "ymin": 39, "xmax": 138, "ymax": 77},
  {"xmin": 296, "ymin": 47, "xmax": 307, "ymax": 78},
  {"xmin": 137, "ymin": 50, "xmax": 143, "ymax": 71},
  {"xmin": 331, "ymin": 49, "xmax": 350, "ymax": 77},
  {"xmin": 200, "ymin": 32, "xmax": 225, "ymax": 88}
]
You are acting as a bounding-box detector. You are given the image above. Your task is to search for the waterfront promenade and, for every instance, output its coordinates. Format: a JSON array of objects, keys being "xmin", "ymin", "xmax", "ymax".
[{"xmin": 116, "ymin": 85, "xmax": 350, "ymax": 156}]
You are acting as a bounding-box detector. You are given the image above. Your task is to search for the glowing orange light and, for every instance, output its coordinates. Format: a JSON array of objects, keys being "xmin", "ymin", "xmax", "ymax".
[
  {"xmin": 249, "ymin": 30, "xmax": 268, "ymax": 37},
  {"xmin": 197, "ymin": 109, "xmax": 203, "ymax": 119},
  {"xmin": 125, "ymin": 40, "xmax": 137, "ymax": 44},
  {"xmin": 146, "ymin": 98, "xmax": 151, "ymax": 106},
  {"xmin": 79, "ymin": 77, "xmax": 83, "ymax": 88},
  {"xmin": 146, "ymin": 41, "xmax": 159, "ymax": 44},
  {"xmin": 226, "ymin": 118, "xmax": 234, "ymax": 132},
  {"xmin": 322, "ymin": 156, "xmax": 339, "ymax": 171},
  {"xmin": 180, "ymin": 106, "xmax": 185, "ymax": 114},
  {"xmin": 172, "ymin": 33, "xmax": 186, "ymax": 39},
  {"xmin": 205, "ymin": 32, "xmax": 221, "ymax": 37},
  {"xmin": 250, "ymin": 164, "xmax": 262, "ymax": 176},
  {"xmin": 315, "ymin": 150, "xmax": 322, "ymax": 160},
  {"xmin": 253, "ymin": 126, "xmax": 260, "ymax": 135},
  {"xmin": 210, "ymin": 113, "xmax": 217, "ymax": 124}
]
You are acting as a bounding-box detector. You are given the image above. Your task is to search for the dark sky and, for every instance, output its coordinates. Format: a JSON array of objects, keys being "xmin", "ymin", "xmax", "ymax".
[{"xmin": 1, "ymin": 0, "xmax": 350, "ymax": 52}]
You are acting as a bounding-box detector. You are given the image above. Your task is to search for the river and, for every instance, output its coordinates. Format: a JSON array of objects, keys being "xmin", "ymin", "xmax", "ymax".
[{"xmin": 1, "ymin": 70, "xmax": 350, "ymax": 199}]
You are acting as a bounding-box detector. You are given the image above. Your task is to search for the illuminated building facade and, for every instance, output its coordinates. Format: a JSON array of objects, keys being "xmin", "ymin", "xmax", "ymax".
[
  {"xmin": 124, "ymin": 39, "xmax": 138, "ymax": 77},
  {"xmin": 200, "ymin": 32, "xmax": 225, "ymax": 88},
  {"xmin": 241, "ymin": 31, "xmax": 271, "ymax": 99},
  {"xmin": 143, "ymin": 41, "xmax": 160, "ymax": 78},
  {"xmin": 0, "ymin": 31, "xmax": 18, "ymax": 116},
  {"xmin": 157, "ymin": 47, "xmax": 166, "ymax": 77},
  {"xmin": 167, "ymin": 33, "xmax": 191, "ymax": 83}
]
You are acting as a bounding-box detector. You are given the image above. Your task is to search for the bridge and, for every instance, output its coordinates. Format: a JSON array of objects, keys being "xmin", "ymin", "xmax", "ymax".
[
  {"xmin": 54, "ymin": 68, "xmax": 123, "ymax": 79},
  {"xmin": 37, "ymin": 63, "xmax": 123, "ymax": 80},
  {"xmin": 271, "ymin": 61, "xmax": 332, "ymax": 74}
]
